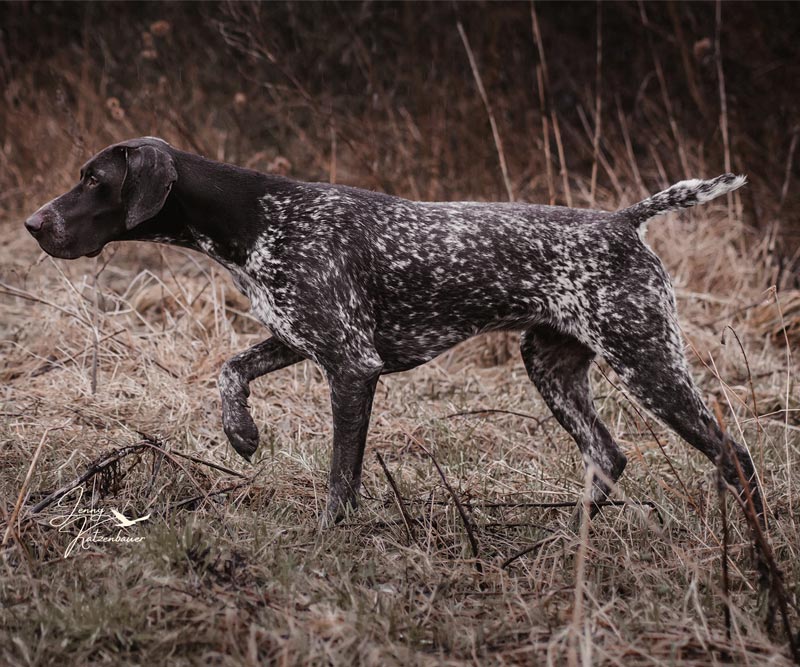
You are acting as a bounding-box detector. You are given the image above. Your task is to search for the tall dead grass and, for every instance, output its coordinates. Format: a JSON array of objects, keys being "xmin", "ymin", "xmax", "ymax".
[{"xmin": 1, "ymin": 3, "xmax": 798, "ymax": 665}]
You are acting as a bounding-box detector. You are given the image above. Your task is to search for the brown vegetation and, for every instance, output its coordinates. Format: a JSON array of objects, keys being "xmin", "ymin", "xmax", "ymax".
[{"xmin": 1, "ymin": 3, "xmax": 798, "ymax": 665}]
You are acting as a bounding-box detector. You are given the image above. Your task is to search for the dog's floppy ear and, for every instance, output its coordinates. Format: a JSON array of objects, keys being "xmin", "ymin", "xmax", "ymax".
[{"xmin": 122, "ymin": 145, "xmax": 178, "ymax": 230}]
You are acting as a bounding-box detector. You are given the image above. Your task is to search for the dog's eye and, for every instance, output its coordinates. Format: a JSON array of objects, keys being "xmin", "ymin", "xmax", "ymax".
[{"xmin": 86, "ymin": 174, "xmax": 99, "ymax": 188}]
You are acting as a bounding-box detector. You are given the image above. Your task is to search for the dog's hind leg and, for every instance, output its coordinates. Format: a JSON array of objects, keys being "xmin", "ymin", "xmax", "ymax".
[
  {"xmin": 597, "ymin": 321, "xmax": 764, "ymax": 522},
  {"xmin": 521, "ymin": 325, "xmax": 627, "ymax": 508},
  {"xmin": 219, "ymin": 338, "xmax": 305, "ymax": 460}
]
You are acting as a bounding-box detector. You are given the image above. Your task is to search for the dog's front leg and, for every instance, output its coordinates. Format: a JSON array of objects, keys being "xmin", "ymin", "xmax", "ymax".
[
  {"xmin": 323, "ymin": 361, "xmax": 383, "ymax": 526},
  {"xmin": 218, "ymin": 338, "xmax": 305, "ymax": 460}
]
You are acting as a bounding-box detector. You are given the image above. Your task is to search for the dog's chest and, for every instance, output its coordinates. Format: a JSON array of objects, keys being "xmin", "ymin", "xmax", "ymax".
[
  {"xmin": 229, "ymin": 257, "xmax": 291, "ymax": 333},
  {"xmin": 191, "ymin": 229, "xmax": 300, "ymax": 345}
]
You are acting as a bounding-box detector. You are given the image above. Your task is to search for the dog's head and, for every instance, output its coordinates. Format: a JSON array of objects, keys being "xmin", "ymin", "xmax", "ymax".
[{"xmin": 24, "ymin": 137, "xmax": 177, "ymax": 259}]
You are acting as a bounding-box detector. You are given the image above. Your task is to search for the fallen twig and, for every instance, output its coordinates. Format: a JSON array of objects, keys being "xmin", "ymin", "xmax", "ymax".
[
  {"xmin": 444, "ymin": 408, "xmax": 554, "ymax": 430},
  {"xmin": 404, "ymin": 497, "xmax": 662, "ymax": 523},
  {"xmin": 375, "ymin": 451, "xmax": 416, "ymax": 545},
  {"xmin": 29, "ymin": 442, "xmax": 149, "ymax": 515},
  {"xmin": 170, "ymin": 480, "xmax": 258, "ymax": 511},
  {"xmin": 137, "ymin": 432, "xmax": 247, "ymax": 479},
  {"xmin": 406, "ymin": 431, "xmax": 482, "ymax": 573},
  {"xmin": 502, "ymin": 533, "xmax": 564, "ymax": 569}
]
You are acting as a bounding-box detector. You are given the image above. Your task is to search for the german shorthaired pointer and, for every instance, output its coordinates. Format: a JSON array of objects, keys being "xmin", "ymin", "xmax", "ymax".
[{"xmin": 25, "ymin": 137, "xmax": 763, "ymax": 525}]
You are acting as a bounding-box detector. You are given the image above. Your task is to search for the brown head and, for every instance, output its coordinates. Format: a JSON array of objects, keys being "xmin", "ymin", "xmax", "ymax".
[{"xmin": 24, "ymin": 137, "xmax": 177, "ymax": 259}]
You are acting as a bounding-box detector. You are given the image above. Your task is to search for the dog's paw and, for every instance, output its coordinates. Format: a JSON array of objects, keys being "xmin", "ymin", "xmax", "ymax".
[
  {"xmin": 318, "ymin": 508, "xmax": 340, "ymax": 529},
  {"xmin": 320, "ymin": 488, "xmax": 359, "ymax": 527},
  {"xmin": 222, "ymin": 405, "xmax": 259, "ymax": 461}
]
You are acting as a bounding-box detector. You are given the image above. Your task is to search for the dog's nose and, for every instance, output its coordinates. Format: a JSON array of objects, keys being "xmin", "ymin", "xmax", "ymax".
[{"xmin": 25, "ymin": 211, "xmax": 45, "ymax": 236}]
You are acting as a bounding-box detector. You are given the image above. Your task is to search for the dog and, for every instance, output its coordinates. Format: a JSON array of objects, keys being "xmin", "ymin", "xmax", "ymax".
[{"xmin": 25, "ymin": 137, "xmax": 763, "ymax": 525}]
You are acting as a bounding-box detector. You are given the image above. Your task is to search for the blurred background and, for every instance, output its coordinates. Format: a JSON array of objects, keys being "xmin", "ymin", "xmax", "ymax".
[{"xmin": 1, "ymin": 1, "xmax": 799, "ymax": 270}]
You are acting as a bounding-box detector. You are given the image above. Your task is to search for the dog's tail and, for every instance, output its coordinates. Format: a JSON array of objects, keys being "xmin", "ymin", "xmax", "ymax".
[{"xmin": 619, "ymin": 173, "xmax": 746, "ymax": 228}]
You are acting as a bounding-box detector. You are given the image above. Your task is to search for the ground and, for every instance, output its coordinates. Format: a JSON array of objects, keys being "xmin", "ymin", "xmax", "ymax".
[{"xmin": 1, "ymin": 192, "xmax": 798, "ymax": 665}]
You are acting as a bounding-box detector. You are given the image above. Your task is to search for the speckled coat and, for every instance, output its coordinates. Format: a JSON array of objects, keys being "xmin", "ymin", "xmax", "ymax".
[{"xmin": 24, "ymin": 137, "xmax": 762, "ymax": 525}]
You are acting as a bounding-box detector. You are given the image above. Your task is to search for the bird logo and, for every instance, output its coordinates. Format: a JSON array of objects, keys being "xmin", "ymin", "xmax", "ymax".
[{"xmin": 109, "ymin": 508, "xmax": 151, "ymax": 528}]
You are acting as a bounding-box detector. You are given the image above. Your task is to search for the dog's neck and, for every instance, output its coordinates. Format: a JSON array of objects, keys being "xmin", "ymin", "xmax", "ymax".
[{"xmin": 125, "ymin": 148, "xmax": 299, "ymax": 267}]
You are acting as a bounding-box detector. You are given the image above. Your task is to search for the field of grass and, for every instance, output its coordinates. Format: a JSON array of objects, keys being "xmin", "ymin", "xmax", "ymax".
[{"xmin": 1, "ymin": 3, "xmax": 799, "ymax": 665}]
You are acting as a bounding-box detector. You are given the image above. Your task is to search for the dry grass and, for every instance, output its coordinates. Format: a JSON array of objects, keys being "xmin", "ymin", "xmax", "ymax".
[{"xmin": 1, "ymin": 3, "xmax": 799, "ymax": 665}]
